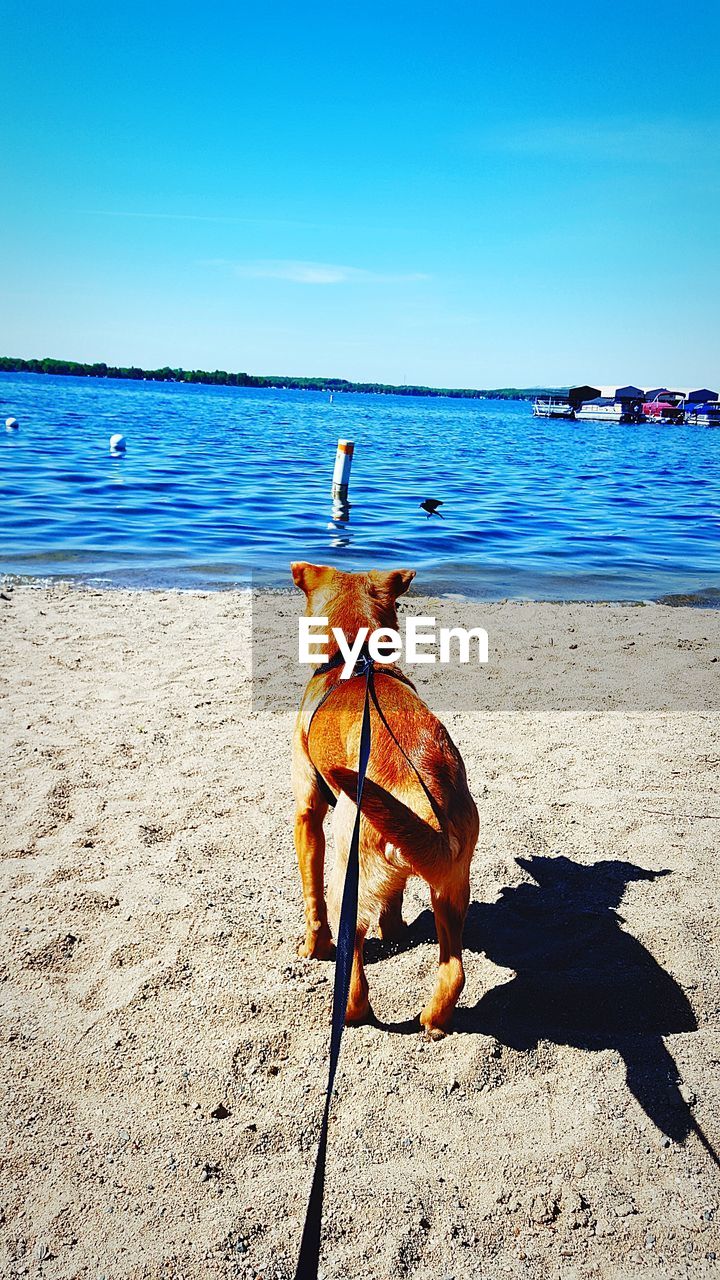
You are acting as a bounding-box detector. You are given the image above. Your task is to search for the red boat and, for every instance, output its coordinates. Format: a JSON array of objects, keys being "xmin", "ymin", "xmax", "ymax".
[{"xmin": 642, "ymin": 390, "xmax": 684, "ymax": 423}]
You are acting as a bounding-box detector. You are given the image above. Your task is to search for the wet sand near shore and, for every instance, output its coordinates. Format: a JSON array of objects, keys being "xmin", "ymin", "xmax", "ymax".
[{"xmin": 1, "ymin": 583, "xmax": 719, "ymax": 1280}]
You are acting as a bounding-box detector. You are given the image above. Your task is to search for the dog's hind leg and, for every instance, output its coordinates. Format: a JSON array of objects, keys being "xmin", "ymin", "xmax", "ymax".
[{"xmin": 420, "ymin": 867, "xmax": 471, "ymax": 1038}]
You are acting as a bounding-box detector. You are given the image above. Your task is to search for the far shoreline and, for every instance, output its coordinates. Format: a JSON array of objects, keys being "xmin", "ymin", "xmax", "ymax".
[{"xmin": 0, "ymin": 359, "xmax": 558, "ymax": 402}]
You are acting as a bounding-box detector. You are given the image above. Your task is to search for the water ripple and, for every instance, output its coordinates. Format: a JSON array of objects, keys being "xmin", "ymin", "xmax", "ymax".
[{"xmin": 1, "ymin": 372, "xmax": 719, "ymax": 599}]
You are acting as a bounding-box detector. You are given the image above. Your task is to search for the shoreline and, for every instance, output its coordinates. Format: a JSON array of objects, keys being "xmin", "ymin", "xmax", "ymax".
[
  {"xmin": 0, "ymin": 361, "xmax": 547, "ymax": 401},
  {"xmin": 3, "ymin": 570, "xmax": 720, "ymax": 609}
]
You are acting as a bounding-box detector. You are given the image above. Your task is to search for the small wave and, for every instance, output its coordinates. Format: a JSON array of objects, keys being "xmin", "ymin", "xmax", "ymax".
[{"xmin": 656, "ymin": 588, "xmax": 720, "ymax": 609}]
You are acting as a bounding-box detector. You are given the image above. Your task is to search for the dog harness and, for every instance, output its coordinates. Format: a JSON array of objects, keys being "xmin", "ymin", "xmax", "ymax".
[{"xmin": 305, "ymin": 647, "xmax": 414, "ymax": 807}]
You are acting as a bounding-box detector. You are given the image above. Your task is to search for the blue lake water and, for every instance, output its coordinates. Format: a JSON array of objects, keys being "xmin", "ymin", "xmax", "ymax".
[{"xmin": 1, "ymin": 371, "xmax": 719, "ymax": 600}]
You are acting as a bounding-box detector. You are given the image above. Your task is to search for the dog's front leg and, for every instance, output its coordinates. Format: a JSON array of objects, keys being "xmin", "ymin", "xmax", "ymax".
[
  {"xmin": 378, "ymin": 882, "xmax": 408, "ymax": 942},
  {"xmin": 294, "ymin": 800, "xmax": 334, "ymax": 959},
  {"xmin": 292, "ymin": 731, "xmax": 334, "ymax": 960},
  {"xmin": 345, "ymin": 926, "xmax": 370, "ymax": 1024}
]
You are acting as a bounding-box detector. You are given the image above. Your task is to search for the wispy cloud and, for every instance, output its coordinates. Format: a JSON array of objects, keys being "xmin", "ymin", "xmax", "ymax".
[
  {"xmin": 482, "ymin": 118, "xmax": 719, "ymax": 165},
  {"xmin": 204, "ymin": 258, "xmax": 429, "ymax": 285}
]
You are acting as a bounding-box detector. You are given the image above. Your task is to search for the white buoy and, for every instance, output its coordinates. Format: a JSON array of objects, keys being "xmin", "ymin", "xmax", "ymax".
[
  {"xmin": 5, "ymin": 417, "xmax": 18, "ymax": 431},
  {"xmin": 109, "ymin": 433, "xmax": 126, "ymax": 455},
  {"xmin": 331, "ymin": 438, "xmax": 354, "ymax": 500}
]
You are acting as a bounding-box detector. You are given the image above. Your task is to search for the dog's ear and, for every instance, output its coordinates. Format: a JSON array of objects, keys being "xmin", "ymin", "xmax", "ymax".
[
  {"xmin": 368, "ymin": 568, "xmax": 416, "ymax": 600},
  {"xmin": 290, "ymin": 562, "xmax": 331, "ymax": 596}
]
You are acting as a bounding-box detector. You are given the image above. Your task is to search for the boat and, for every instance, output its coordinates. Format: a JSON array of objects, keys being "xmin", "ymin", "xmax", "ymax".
[
  {"xmin": 532, "ymin": 395, "xmax": 574, "ymax": 418},
  {"xmin": 574, "ymin": 397, "xmax": 624, "ymax": 423},
  {"xmin": 613, "ymin": 386, "xmax": 645, "ymax": 423},
  {"xmin": 686, "ymin": 387, "xmax": 718, "ymax": 404},
  {"xmin": 642, "ymin": 390, "xmax": 684, "ymax": 423},
  {"xmin": 685, "ymin": 400, "xmax": 720, "ymax": 427}
]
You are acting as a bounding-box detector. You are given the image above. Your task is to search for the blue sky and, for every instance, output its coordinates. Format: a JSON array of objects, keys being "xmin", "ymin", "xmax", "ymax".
[{"xmin": 2, "ymin": 1, "xmax": 718, "ymax": 388}]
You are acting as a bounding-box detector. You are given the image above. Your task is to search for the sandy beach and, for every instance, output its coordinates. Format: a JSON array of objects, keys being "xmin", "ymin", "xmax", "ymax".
[{"xmin": 2, "ymin": 582, "xmax": 719, "ymax": 1280}]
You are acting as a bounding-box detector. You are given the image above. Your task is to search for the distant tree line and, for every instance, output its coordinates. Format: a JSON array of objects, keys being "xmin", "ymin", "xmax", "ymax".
[{"xmin": 0, "ymin": 356, "xmax": 563, "ymax": 401}]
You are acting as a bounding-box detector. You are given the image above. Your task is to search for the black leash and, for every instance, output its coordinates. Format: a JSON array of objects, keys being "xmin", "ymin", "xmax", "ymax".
[{"xmin": 294, "ymin": 656, "xmax": 374, "ymax": 1280}]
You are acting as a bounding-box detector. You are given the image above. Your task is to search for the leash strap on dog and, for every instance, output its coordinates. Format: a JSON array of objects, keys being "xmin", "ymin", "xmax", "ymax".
[
  {"xmin": 294, "ymin": 658, "xmax": 374, "ymax": 1280},
  {"xmin": 307, "ymin": 648, "xmax": 410, "ymax": 810}
]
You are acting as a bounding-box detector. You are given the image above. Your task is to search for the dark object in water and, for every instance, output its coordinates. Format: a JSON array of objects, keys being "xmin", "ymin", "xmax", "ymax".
[
  {"xmin": 420, "ymin": 498, "xmax": 444, "ymax": 518},
  {"xmin": 657, "ymin": 588, "xmax": 720, "ymax": 609}
]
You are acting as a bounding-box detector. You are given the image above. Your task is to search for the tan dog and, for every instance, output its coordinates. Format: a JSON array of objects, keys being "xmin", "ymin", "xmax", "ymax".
[{"xmin": 291, "ymin": 563, "xmax": 478, "ymax": 1037}]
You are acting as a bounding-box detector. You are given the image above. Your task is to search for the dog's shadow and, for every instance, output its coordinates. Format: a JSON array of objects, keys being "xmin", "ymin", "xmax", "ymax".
[{"xmin": 366, "ymin": 854, "xmax": 716, "ymax": 1159}]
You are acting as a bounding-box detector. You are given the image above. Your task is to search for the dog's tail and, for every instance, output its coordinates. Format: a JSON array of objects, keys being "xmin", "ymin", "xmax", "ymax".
[{"xmin": 327, "ymin": 766, "xmax": 448, "ymax": 874}]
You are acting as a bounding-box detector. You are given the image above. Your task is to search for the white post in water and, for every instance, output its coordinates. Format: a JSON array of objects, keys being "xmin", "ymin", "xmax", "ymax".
[{"xmin": 331, "ymin": 438, "xmax": 354, "ymax": 501}]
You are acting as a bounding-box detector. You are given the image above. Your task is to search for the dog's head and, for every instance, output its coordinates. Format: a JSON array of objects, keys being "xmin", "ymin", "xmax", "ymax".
[{"xmin": 291, "ymin": 563, "xmax": 415, "ymax": 636}]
